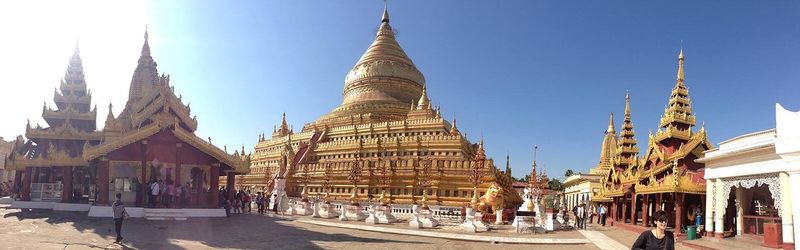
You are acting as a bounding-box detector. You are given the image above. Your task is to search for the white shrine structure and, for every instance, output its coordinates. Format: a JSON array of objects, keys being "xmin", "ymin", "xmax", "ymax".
[{"xmin": 697, "ymin": 104, "xmax": 800, "ymax": 249}]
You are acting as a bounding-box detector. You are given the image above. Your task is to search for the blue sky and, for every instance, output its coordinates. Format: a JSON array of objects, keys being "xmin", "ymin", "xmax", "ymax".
[{"xmin": 2, "ymin": 1, "xmax": 799, "ymax": 180}]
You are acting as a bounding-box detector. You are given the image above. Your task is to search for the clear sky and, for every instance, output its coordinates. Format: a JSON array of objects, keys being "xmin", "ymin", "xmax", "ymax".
[{"xmin": 1, "ymin": 1, "xmax": 798, "ymax": 181}]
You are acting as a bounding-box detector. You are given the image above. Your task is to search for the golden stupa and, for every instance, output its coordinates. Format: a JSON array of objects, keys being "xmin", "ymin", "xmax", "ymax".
[{"xmin": 230, "ymin": 5, "xmax": 521, "ymax": 208}]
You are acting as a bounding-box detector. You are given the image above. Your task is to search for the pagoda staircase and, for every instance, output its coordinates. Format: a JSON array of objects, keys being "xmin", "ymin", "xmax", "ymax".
[
  {"xmin": 288, "ymin": 130, "xmax": 325, "ymax": 172},
  {"xmin": 144, "ymin": 208, "xmax": 188, "ymax": 221}
]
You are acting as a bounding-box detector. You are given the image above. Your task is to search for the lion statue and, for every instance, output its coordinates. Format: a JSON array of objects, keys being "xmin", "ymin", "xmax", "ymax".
[{"xmin": 475, "ymin": 183, "xmax": 506, "ymax": 214}]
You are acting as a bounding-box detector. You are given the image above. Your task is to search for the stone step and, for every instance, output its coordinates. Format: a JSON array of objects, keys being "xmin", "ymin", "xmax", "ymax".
[{"xmin": 145, "ymin": 217, "xmax": 188, "ymax": 221}]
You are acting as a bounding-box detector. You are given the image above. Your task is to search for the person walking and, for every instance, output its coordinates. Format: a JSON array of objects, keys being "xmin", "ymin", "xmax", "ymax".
[
  {"xmin": 588, "ymin": 204, "xmax": 596, "ymax": 224},
  {"xmin": 632, "ymin": 210, "xmax": 674, "ymax": 250},
  {"xmin": 112, "ymin": 193, "xmax": 129, "ymax": 244}
]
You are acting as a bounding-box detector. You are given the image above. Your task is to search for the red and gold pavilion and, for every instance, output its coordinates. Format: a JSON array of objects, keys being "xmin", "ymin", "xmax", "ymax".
[
  {"xmin": 595, "ymin": 50, "xmax": 712, "ymax": 232},
  {"xmin": 6, "ymin": 31, "xmax": 250, "ymax": 208}
]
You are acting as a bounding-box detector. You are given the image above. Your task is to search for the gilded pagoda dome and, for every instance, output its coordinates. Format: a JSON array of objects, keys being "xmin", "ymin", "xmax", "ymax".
[
  {"xmin": 342, "ymin": 6, "xmax": 425, "ymax": 103},
  {"xmin": 316, "ymin": 5, "xmax": 425, "ymax": 125}
]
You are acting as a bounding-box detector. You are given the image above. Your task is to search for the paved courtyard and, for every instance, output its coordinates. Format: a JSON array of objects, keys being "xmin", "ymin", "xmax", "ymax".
[{"xmin": 1, "ymin": 205, "xmax": 601, "ymax": 250}]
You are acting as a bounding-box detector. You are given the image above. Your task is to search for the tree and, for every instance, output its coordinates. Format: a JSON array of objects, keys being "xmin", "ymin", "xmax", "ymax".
[
  {"xmin": 513, "ymin": 174, "xmax": 531, "ymax": 183},
  {"xmin": 548, "ymin": 178, "xmax": 564, "ymax": 191},
  {"xmin": 564, "ymin": 169, "xmax": 574, "ymax": 177}
]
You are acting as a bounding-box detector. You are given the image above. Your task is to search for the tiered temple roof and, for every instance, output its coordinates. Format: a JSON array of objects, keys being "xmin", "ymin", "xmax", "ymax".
[
  {"xmin": 7, "ymin": 46, "xmax": 101, "ymax": 168},
  {"xmin": 7, "ymin": 31, "xmax": 250, "ymax": 174},
  {"xmin": 84, "ymin": 30, "xmax": 249, "ymax": 173},
  {"xmin": 596, "ymin": 49, "xmax": 713, "ymax": 200}
]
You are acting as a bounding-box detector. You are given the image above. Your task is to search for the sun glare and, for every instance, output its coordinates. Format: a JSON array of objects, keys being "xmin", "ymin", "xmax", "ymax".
[{"xmin": 0, "ymin": 1, "xmax": 151, "ymax": 140}]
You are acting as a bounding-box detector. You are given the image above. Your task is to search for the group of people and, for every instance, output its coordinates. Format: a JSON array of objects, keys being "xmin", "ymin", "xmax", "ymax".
[
  {"xmin": 218, "ymin": 188, "xmax": 282, "ymax": 217},
  {"xmin": 569, "ymin": 203, "xmax": 610, "ymax": 229},
  {"xmin": 147, "ymin": 179, "xmax": 191, "ymax": 208}
]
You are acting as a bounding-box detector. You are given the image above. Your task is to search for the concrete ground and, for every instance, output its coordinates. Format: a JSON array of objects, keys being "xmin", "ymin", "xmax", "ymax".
[{"xmin": 0, "ymin": 205, "xmax": 600, "ymax": 250}]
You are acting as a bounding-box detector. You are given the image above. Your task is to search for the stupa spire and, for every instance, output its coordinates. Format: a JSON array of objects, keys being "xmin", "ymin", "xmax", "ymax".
[
  {"xmin": 615, "ymin": 92, "xmax": 638, "ymax": 169},
  {"xmin": 606, "ymin": 112, "xmax": 615, "ymax": 134},
  {"xmin": 449, "ymin": 117, "xmax": 460, "ymax": 136},
  {"xmin": 677, "ymin": 47, "xmax": 684, "ymax": 84},
  {"xmin": 657, "ymin": 48, "xmax": 696, "ymax": 136},
  {"xmin": 381, "ymin": 0, "xmax": 389, "ymax": 23},
  {"xmin": 142, "ymin": 26, "xmax": 151, "ymax": 57},
  {"xmin": 417, "ymin": 87, "xmax": 430, "ymax": 110},
  {"xmin": 126, "ymin": 26, "xmax": 159, "ymax": 104}
]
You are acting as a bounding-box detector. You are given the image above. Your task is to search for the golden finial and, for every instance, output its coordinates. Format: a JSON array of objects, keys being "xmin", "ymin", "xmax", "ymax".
[
  {"xmin": 677, "ymin": 44, "xmax": 685, "ymax": 83},
  {"xmin": 624, "ymin": 91, "xmax": 631, "ymax": 119},
  {"xmin": 607, "ymin": 112, "xmax": 615, "ymax": 134},
  {"xmin": 381, "ymin": 0, "xmax": 389, "ymax": 23},
  {"xmin": 417, "ymin": 86, "xmax": 430, "ymax": 110}
]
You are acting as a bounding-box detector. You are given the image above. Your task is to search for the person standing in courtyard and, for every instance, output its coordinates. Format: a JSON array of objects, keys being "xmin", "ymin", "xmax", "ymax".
[
  {"xmin": 272, "ymin": 194, "xmax": 279, "ymax": 214},
  {"xmin": 631, "ymin": 210, "xmax": 674, "ymax": 250},
  {"xmin": 576, "ymin": 203, "xmax": 585, "ymax": 229},
  {"xmin": 149, "ymin": 180, "xmax": 159, "ymax": 208},
  {"xmin": 112, "ymin": 193, "xmax": 129, "ymax": 244},
  {"xmin": 256, "ymin": 192, "xmax": 265, "ymax": 214},
  {"xmin": 600, "ymin": 204, "xmax": 607, "ymax": 226}
]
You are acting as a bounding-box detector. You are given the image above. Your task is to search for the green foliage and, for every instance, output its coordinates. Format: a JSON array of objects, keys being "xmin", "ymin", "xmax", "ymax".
[
  {"xmin": 564, "ymin": 169, "xmax": 574, "ymax": 177},
  {"xmin": 548, "ymin": 178, "xmax": 564, "ymax": 191},
  {"xmin": 513, "ymin": 174, "xmax": 531, "ymax": 183}
]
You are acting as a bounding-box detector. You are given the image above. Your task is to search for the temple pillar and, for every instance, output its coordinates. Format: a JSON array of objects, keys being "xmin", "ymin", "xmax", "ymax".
[
  {"xmin": 138, "ymin": 140, "xmax": 147, "ymax": 207},
  {"xmin": 779, "ymin": 172, "xmax": 794, "ymax": 245},
  {"xmin": 642, "ymin": 194, "xmax": 649, "ymax": 227},
  {"xmin": 611, "ymin": 198, "xmax": 617, "ymax": 221},
  {"xmin": 714, "ymin": 179, "xmax": 725, "ymax": 238},
  {"xmin": 210, "ymin": 164, "xmax": 220, "ymax": 208},
  {"xmin": 735, "ymin": 187, "xmax": 744, "ymax": 236},
  {"xmin": 98, "ymin": 157, "xmax": 110, "ymax": 205},
  {"xmin": 13, "ymin": 171, "xmax": 22, "ymax": 194},
  {"xmin": 21, "ymin": 167, "xmax": 32, "ymax": 201},
  {"xmin": 175, "ymin": 143, "xmax": 182, "ymax": 188},
  {"xmin": 705, "ymin": 179, "xmax": 715, "ymax": 237},
  {"xmin": 631, "ymin": 193, "xmax": 637, "ymax": 225},
  {"xmin": 657, "ymin": 193, "xmax": 663, "ymax": 211},
  {"xmin": 226, "ymin": 171, "xmax": 235, "ymax": 201},
  {"xmin": 675, "ymin": 193, "xmax": 684, "ymax": 235},
  {"xmin": 788, "ymin": 171, "xmax": 800, "ymax": 250},
  {"xmin": 61, "ymin": 167, "xmax": 73, "ymax": 203},
  {"xmin": 623, "ymin": 197, "xmax": 629, "ymax": 223}
]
